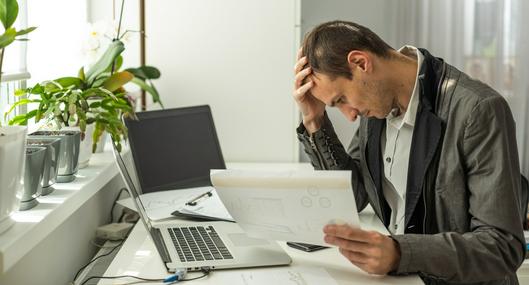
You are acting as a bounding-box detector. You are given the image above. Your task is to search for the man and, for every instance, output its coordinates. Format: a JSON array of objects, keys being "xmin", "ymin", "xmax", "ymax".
[{"xmin": 293, "ymin": 20, "xmax": 525, "ymax": 284}]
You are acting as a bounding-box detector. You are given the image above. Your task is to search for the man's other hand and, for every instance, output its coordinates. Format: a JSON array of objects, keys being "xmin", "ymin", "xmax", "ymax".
[{"xmin": 323, "ymin": 224, "xmax": 401, "ymax": 275}]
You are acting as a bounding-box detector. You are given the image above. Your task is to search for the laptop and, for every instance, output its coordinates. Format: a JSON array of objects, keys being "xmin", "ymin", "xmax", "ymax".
[
  {"xmin": 113, "ymin": 106, "xmax": 291, "ymax": 272},
  {"xmin": 124, "ymin": 105, "xmax": 226, "ymax": 193}
]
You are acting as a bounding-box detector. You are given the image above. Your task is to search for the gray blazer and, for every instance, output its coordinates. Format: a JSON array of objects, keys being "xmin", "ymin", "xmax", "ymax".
[{"xmin": 297, "ymin": 49, "xmax": 525, "ymax": 284}]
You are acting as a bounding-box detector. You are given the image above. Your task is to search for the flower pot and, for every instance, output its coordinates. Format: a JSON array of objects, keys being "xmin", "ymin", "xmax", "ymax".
[
  {"xmin": 79, "ymin": 124, "xmax": 94, "ymax": 168},
  {"xmin": 29, "ymin": 130, "xmax": 80, "ymax": 183},
  {"xmin": 26, "ymin": 137, "xmax": 61, "ymax": 196},
  {"xmin": 95, "ymin": 130, "xmax": 108, "ymax": 153},
  {"xmin": 63, "ymin": 125, "xmax": 94, "ymax": 169},
  {"xmin": 0, "ymin": 126, "xmax": 27, "ymax": 234},
  {"xmin": 19, "ymin": 146, "xmax": 46, "ymax": 211}
]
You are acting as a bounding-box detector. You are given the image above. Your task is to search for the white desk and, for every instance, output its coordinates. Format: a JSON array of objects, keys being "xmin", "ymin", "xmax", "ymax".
[{"xmin": 99, "ymin": 208, "xmax": 423, "ymax": 284}]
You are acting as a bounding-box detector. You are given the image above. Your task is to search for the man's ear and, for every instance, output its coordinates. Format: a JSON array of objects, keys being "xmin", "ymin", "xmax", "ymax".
[{"xmin": 347, "ymin": 51, "xmax": 371, "ymax": 73}]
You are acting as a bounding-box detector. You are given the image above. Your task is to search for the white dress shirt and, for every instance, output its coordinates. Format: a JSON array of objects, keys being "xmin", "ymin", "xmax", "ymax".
[{"xmin": 381, "ymin": 46, "xmax": 423, "ymax": 235}]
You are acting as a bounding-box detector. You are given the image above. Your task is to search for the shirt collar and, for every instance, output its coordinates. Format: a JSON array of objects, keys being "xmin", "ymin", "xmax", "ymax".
[{"xmin": 386, "ymin": 45, "xmax": 423, "ymax": 129}]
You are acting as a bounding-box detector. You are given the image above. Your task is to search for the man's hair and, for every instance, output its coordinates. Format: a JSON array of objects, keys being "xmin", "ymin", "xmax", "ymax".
[{"xmin": 302, "ymin": 20, "xmax": 393, "ymax": 80}]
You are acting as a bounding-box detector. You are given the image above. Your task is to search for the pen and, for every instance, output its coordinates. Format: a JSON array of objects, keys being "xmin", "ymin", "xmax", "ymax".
[{"xmin": 185, "ymin": 191, "xmax": 213, "ymax": 206}]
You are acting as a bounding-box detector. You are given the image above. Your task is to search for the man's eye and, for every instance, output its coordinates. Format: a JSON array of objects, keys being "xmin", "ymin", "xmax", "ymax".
[{"xmin": 336, "ymin": 97, "xmax": 345, "ymax": 104}]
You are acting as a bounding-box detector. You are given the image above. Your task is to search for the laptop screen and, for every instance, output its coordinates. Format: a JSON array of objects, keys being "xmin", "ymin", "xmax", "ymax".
[
  {"xmin": 112, "ymin": 142, "xmax": 154, "ymax": 231},
  {"xmin": 125, "ymin": 105, "xmax": 226, "ymax": 193}
]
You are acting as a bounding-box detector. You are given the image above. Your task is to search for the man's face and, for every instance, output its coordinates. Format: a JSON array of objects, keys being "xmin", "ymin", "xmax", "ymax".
[{"xmin": 309, "ymin": 71, "xmax": 394, "ymax": 121}]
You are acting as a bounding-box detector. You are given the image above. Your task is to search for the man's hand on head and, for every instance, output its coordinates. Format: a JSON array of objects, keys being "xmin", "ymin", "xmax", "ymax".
[
  {"xmin": 323, "ymin": 224, "xmax": 401, "ymax": 275},
  {"xmin": 293, "ymin": 48, "xmax": 326, "ymax": 134}
]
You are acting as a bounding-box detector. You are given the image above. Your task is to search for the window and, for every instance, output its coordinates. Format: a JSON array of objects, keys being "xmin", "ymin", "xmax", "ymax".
[
  {"xmin": 0, "ymin": 0, "xmax": 30, "ymax": 123},
  {"xmin": 1, "ymin": 0, "xmax": 88, "ymax": 128},
  {"xmin": 463, "ymin": 0, "xmax": 516, "ymax": 96}
]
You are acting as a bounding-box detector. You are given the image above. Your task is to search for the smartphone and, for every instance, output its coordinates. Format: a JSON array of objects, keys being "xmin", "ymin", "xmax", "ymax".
[{"xmin": 286, "ymin": 242, "xmax": 328, "ymax": 252}]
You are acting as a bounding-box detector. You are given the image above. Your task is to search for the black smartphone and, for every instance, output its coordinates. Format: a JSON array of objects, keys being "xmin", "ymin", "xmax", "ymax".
[{"xmin": 286, "ymin": 242, "xmax": 328, "ymax": 252}]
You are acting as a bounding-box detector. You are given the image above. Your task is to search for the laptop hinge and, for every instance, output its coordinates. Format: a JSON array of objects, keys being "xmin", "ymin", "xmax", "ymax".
[{"xmin": 151, "ymin": 228, "xmax": 172, "ymax": 263}]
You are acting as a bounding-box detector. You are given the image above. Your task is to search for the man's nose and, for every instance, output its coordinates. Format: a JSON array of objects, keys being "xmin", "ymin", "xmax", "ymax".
[{"xmin": 339, "ymin": 106, "xmax": 358, "ymax": 122}]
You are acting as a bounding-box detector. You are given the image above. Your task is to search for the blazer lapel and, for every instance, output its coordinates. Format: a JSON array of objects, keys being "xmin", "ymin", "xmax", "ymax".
[
  {"xmin": 404, "ymin": 95, "xmax": 443, "ymax": 227},
  {"xmin": 366, "ymin": 118, "xmax": 391, "ymax": 226}
]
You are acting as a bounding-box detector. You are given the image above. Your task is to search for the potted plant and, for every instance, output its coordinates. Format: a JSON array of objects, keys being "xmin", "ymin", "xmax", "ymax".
[
  {"xmin": 5, "ymin": 0, "xmax": 163, "ymax": 169},
  {"xmin": 5, "ymin": 40, "xmax": 138, "ymax": 163},
  {"xmin": 7, "ymin": 34, "xmax": 163, "ymax": 166},
  {"xmin": 0, "ymin": 0, "xmax": 36, "ymax": 234}
]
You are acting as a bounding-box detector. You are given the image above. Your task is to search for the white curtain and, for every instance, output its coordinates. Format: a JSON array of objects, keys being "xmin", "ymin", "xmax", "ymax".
[{"xmin": 388, "ymin": 0, "xmax": 529, "ymax": 176}]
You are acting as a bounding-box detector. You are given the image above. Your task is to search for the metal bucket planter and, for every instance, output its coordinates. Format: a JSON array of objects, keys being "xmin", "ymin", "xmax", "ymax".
[
  {"xmin": 0, "ymin": 126, "xmax": 27, "ymax": 234},
  {"xmin": 26, "ymin": 137, "xmax": 61, "ymax": 195},
  {"xmin": 19, "ymin": 146, "xmax": 46, "ymax": 211},
  {"xmin": 29, "ymin": 130, "xmax": 80, "ymax": 183}
]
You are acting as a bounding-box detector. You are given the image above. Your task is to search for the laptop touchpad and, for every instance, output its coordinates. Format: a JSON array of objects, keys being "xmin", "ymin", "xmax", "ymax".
[{"xmin": 228, "ymin": 233, "xmax": 270, "ymax": 247}]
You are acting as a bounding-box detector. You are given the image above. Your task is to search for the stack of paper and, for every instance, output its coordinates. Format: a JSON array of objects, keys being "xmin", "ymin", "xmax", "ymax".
[
  {"xmin": 118, "ymin": 186, "xmax": 233, "ymax": 222},
  {"xmin": 173, "ymin": 189, "xmax": 234, "ymax": 222}
]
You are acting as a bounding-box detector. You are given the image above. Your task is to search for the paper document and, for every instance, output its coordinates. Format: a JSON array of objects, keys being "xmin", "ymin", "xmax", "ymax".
[
  {"xmin": 215, "ymin": 266, "xmax": 338, "ymax": 285},
  {"xmin": 211, "ymin": 169, "xmax": 359, "ymax": 246},
  {"xmin": 117, "ymin": 186, "xmax": 233, "ymax": 222},
  {"xmin": 174, "ymin": 189, "xmax": 234, "ymax": 222}
]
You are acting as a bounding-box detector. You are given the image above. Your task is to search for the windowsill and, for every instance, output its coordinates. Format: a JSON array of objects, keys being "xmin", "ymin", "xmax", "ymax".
[
  {"xmin": 0, "ymin": 71, "xmax": 31, "ymax": 83},
  {"xmin": 0, "ymin": 149, "xmax": 118, "ymax": 273}
]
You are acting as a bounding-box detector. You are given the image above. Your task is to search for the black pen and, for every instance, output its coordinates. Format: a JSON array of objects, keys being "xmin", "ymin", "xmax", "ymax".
[{"xmin": 185, "ymin": 191, "xmax": 213, "ymax": 206}]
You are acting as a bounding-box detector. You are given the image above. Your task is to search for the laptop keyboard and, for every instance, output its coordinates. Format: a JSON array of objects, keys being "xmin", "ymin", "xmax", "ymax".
[{"xmin": 168, "ymin": 226, "xmax": 234, "ymax": 262}]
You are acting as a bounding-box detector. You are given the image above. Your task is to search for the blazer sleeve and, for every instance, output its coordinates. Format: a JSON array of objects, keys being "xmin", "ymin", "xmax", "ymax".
[
  {"xmin": 393, "ymin": 96, "xmax": 526, "ymax": 282},
  {"xmin": 296, "ymin": 112, "xmax": 369, "ymax": 212}
]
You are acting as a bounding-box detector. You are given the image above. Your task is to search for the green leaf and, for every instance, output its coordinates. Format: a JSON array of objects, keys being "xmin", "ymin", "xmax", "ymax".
[
  {"xmin": 29, "ymin": 83, "xmax": 44, "ymax": 94},
  {"xmin": 89, "ymin": 101, "xmax": 101, "ymax": 109},
  {"xmin": 78, "ymin": 67, "xmax": 85, "ymax": 81},
  {"xmin": 0, "ymin": 0, "xmax": 18, "ymax": 29},
  {"xmin": 130, "ymin": 77, "xmax": 164, "ymax": 108},
  {"xmin": 97, "ymin": 87, "xmax": 118, "ymax": 100},
  {"xmin": 77, "ymin": 107, "xmax": 86, "ymax": 120},
  {"xmin": 79, "ymin": 119, "xmax": 86, "ymax": 133},
  {"xmin": 68, "ymin": 91, "xmax": 77, "ymax": 105},
  {"xmin": 85, "ymin": 40, "xmax": 125, "ymax": 84},
  {"xmin": 68, "ymin": 92, "xmax": 77, "ymax": 116},
  {"xmin": 8, "ymin": 109, "xmax": 37, "ymax": 126},
  {"xmin": 43, "ymin": 80, "xmax": 63, "ymax": 93},
  {"xmin": 105, "ymin": 55, "xmax": 123, "ymax": 73},
  {"xmin": 0, "ymin": 27, "xmax": 16, "ymax": 48},
  {"xmin": 125, "ymin": 65, "xmax": 161, "ymax": 80},
  {"xmin": 4, "ymin": 98, "xmax": 38, "ymax": 118},
  {"xmin": 55, "ymin": 77, "xmax": 83, "ymax": 89},
  {"xmin": 80, "ymin": 99, "xmax": 89, "ymax": 111},
  {"xmin": 14, "ymin": 88, "xmax": 26, "ymax": 96},
  {"xmin": 102, "ymin": 71, "xmax": 133, "ymax": 92},
  {"xmin": 8, "ymin": 114, "xmax": 26, "ymax": 125},
  {"xmin": 92, "ymin": 122, "xmax": 105, "ymax": 153},
  {"xmin": 15, "ymin": 26, "xmax": 36, "ymax": 36},
  {"xmin": 91, "ymin": 76, "xmax": 108, "ymax": 88},
  {"xmin": 35, "ymin": 103, "xmax": 43, "ymax": 122}
]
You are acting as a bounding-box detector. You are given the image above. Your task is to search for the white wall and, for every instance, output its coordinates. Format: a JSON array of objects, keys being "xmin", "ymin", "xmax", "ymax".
[
  {"xmin": 143, "ymin": 0, "xmax": 299, "ymax": 162},
  {"xmin": 90, "ymin": 0, "xmax": 300, "ymax": 162}
]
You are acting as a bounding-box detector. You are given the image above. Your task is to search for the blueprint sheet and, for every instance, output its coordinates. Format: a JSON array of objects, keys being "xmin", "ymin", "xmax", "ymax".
[{"xmin": 211, "ymin": 169, "xmax": 359, "ymax": 246}]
